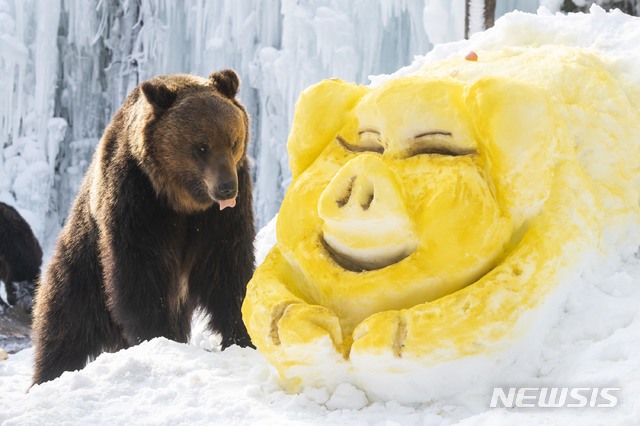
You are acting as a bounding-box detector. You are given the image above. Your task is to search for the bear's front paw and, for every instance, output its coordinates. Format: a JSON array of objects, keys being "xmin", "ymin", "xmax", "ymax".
[{"xmin": 272, "ymin": 303, "xmax": 344, "ymax": 355}]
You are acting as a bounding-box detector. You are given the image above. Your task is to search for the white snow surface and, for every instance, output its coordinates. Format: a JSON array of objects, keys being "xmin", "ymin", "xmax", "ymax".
[
  {"xmin": 2, "ymin": 221, "xmax": 640, "ymax": 425},
  {"xmin": 2, "ymin": 5, "xmax": 640, "ymax": 426}
]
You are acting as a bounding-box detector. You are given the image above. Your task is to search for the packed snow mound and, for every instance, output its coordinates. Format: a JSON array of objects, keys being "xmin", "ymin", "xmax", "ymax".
[{"xmin": 242, "ymin": 8, "xmax": 640, "ymax": 402}]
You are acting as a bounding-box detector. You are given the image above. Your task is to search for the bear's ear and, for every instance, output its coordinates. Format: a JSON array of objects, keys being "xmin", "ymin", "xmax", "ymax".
[
  {"xmin": 210, "ymin": 69, "xmax": 240, "ymax": 99},
  {"xmin": 140, "ymin": 80, "xmax": 177, "ymax": 111}
]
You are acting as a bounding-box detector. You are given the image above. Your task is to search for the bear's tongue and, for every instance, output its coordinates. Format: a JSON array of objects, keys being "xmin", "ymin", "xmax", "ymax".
[{"xmin": 219, "ymin": 198, "xmax": 237, "ymax": 210}]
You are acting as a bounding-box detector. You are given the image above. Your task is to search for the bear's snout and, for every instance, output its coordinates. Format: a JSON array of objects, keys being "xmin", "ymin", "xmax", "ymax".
[
  {"xmin": 217, "ymin": 180, "xmax": 238, "ymax": 200},
  {"xmin": 215, "ymin": 180, "xmax": 238, "ymax": 210},
  {"xmin": 203, "ymin": 165, "xmax": 238, "ymax": 209}
]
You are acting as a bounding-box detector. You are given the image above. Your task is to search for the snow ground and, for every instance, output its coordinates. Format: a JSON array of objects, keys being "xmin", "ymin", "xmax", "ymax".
[
  {"xmin": 2, "ymin": 5, "xmax": 640, "ymax": 425},
  {"xmin": 1, "ymin": 234, "xmax": 639, "ymax": 425}
]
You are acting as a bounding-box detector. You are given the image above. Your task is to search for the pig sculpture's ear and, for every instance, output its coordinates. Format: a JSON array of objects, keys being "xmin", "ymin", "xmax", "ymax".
[
  {"xmin": 464, "ymin": 77, "xmax": 558, "ymax": 227},
  {"xmin": 288, "ymin": 79, "xmax": 368, "ymax": 178}
]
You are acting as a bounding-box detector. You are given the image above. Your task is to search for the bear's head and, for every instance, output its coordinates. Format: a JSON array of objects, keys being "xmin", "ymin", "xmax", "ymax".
[{"xmin": 133, "ymin": 69, "xmax": 248, "ymax": 213}]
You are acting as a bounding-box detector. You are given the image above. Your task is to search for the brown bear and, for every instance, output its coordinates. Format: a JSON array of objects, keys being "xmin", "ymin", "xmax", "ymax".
[
  {"xmin": 31, "ymin": 69, "xmax": 256, "ymax": 386},
  {"xmin": 0, "ymin": 202, "xmax": 43, "ymax": 311}
]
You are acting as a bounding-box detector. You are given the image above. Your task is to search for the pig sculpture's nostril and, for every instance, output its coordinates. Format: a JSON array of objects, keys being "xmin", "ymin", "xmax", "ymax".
[
  {"xmin": 336, "ymin": 176, "xmax": 356, "ymax": 208},
  {"xmin": 361, "ymin": 190, "xmax": 374, "ymax": 210},
  {"xmin": 335, "ymin": 176, "xmax": 374, "ymax": 211}
]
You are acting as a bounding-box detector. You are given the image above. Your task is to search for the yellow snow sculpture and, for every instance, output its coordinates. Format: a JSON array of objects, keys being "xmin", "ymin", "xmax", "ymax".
[{"xmin": 242, "ymin": 46, "xmax": 640, "ymax": 394}]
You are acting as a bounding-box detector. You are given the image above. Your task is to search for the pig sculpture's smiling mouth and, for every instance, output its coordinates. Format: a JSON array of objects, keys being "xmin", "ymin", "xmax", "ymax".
[{"xmin": 321, "ymin": 235, "xmax": 415, "ymax": 272}]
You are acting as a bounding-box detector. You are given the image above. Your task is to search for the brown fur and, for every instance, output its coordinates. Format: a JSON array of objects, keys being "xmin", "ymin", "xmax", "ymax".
[
  {"xmin": 32, "ymin": 69, "xmax": 256, "ymax": 386},
  {"xmin": 0, "ymin": 202, "xmax": 42, "ymax": 310}
]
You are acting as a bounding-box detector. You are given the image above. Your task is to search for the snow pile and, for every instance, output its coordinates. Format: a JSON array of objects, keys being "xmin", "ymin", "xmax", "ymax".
[
  {"xmin": 1, "ymin": 228, "xmax": 639, "ymax": 424},
  {"xmin": 1, "ymin": 6, "xmax": 640, "ymax": 425}
]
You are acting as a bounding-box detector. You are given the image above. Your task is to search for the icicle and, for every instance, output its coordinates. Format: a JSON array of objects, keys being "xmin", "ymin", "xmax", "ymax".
[
  {"xmin": 467, "ymin": 0, "xmax": 486, "ymax": 37},
  {"xmin": 0, "ymin": 1, "xmax": 28, "ymax": 151},
  {"xmin": 194, "ymin": 0, "xmax": 203, "ymax": 66},
  {"xmin": 34, "ymin": 0, "xmax": 62, "ymax": 156}
]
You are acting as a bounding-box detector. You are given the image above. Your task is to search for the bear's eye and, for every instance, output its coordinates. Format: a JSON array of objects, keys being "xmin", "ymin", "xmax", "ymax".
[
  {"xmin": 405, "ymin": 131, "xmax": 477, "ymax": 158},
  {"xmin": 198, "ymin": 144, "xmax": 210, "ymax": 154}
]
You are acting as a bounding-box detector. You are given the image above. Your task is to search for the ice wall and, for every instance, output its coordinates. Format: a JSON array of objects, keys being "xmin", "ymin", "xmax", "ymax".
[
  {"xmin": 1, "ymin": 0, "xmax": 563, "ymax": 247},
  {"xmin": 0, "ymin": 0, "xmax": 62, "ymax": 243}
]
